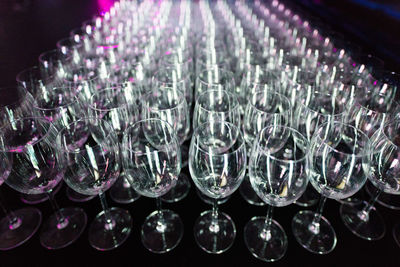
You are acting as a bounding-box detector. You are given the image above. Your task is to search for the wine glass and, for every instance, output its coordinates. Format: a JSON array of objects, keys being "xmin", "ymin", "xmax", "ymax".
[
  {"xmin": 122, "ymin": 118, "xmax": 183, "ymax": 253},
  {"xmin": 89, "ymin": 86, "xmax": 141, "ymax": 204},
  {"xmin": 292, "ymin": 121, "xmax": 371, "ymax": 254},
  {"xmin": 241, "ymin": 88, "xmax": 292, "ymax": 206},
  {"xmin": 292, "ymin": 89, "xmax": 348, "ymax": 207},
  {"xmin": 1, "ymin": 117, "xmax": 87, "ymax": 249},
  {"xmin": 245, "ymin": 124, "xmax": 309, "ymax": 262},
  {"xmin": 56, "ymin": 117, "xmax": 132, "ymax": 250},
  {"xmin": 341, "ymin": 118, "xmax": 400, "ymax": 240},
  {"xmin": 141, "ymin": 87, "xmax": 191, "ymax": 203},
  {"xmin": 192, "ymin": 88, "xmax": 241, "ymax": 131},
  {"xmin": 189, "ymin": 120, "xmax": 247, "ymax": 254},
  {"xmin": 0, "ymin": 147, "xmax": 42, "ymax": 250},
  {"xmin": 195, "ymin": 67, "xmax": 236, "ymax": 100}
]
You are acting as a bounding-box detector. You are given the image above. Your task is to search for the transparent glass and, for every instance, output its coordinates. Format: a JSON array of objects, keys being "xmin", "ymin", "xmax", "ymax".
[
  {"xmin": 189, "ymin": 120, "xmax": 247, "ymax": 254},
  {"xmin": 245, "ymin": 125, "xmax": 309, "ymax": 262},
  {"xmin": 122, "ymin": 118, "xmax": 183, "ymax": 253}
]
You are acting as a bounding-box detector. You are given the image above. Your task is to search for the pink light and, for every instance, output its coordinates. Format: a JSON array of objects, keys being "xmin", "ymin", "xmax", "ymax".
[{"xmin": 97, "ymin": 0, "xmax": 114, "ymax": 14}]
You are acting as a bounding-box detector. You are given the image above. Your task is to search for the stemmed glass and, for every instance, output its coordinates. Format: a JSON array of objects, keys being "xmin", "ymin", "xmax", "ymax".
[
  {"xmin": 189, "ymin": 120, "xmax": 247, "ymax": 254},
  {"xmin": 0, "ymin": 147, "xmax": 42, "ymax": 250},
  {"xmin": 1, "ymin": 117, "xmax": 87, "ymax": 249},
  {"xmin": 341, "ymin": 119, "xmax": 400, "ymax": 240},
  {"xmin": 245, "ymin": 125, "xmax": 309, "ymax": 262},
  {"xmin": 241, "ymin": 88, "xmax": 292, "ymax": 206},
  {"xmin": 292, "ymin": 121, "xmax": 371, "ymax": 254},
  {"xmin": 56, "ymin": 117, "xmax": 132, "ymax": 250},
  {"xmin": 292, "ymin": 90, "xmax": 348, "ymax": 207},
  {"xmin": 89, "ymin": 86, "xmax": 141, "ymax": 204},
  {"xmin": 141, "ymin": 87, "xmax": 191, "ymax": 203},
  {"xmin": 122, "ymin": 118, "xmax": 183, "ymax": 253}
]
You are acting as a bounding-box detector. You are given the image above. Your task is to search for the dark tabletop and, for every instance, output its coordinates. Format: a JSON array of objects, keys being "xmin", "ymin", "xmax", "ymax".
[{"xmin": 0, "ymin": 0, "xmax": 399, "ymax": 266}]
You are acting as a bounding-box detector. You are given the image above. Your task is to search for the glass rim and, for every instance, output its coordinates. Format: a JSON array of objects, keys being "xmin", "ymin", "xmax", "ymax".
[
  {"xmin": 254, "ymin": 124, "xmax": 309, "ymax": 163},
  {"xmin": 191, "ymin": 120, "xmax": 246, "ymax": 156},
  {"xmin": 123, "ymin": 118, "xmax": 178, "ymax": 154},
  {"xmin": 34, "ymin": 87, "xmax": 78, "ymax": 111},
  {"xmin": 297, "ymin": 90, "xmax": 347, "ymax": 118},
  {"xmin": 89, "ymin": 86, "xmax": 132, "ymax": 112},
  {"xmin": 141, "ymin": 86, "xmax": 186, "ymax": 112},
  {"xmin": 0, "ymin": 117, "xmax": 54, "ymax": 152},
  {"xmin": 249, "ymin": 89, "xmax": 292, "ymax": 115},
  {"xmin": 56, "ymin": 117, "xmax": 116, "ymax": 154},
  {"xmin": 16, "ymin": 65, "xmax": 55, "ymax": 84},
  {"xmin": 314, "ymin": 121, "xmax": 371, "ymax": 157},
  {"xmin": 196, "ymin": 88, "xmax": 240, "ymax": 114}
]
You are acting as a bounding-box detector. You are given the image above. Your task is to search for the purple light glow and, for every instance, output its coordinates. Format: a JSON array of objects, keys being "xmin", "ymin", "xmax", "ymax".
[{"xmin": 97, "ymin": 0, "xmax": 113, "ymax": 14}]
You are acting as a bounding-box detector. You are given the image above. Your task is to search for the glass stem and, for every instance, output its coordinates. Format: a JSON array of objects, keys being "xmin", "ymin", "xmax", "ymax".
[
  {"xmin": 0, "ymin": 191, "xmax": 21, "ymax": 230},
  {"xmin": 155, "ymin": 197, "xmax": 167, "ymax": 233},
  {"xmin": 309, "ymin": 196, "xmax": 327, "ymax": 235},
  {"xmin": 99, "ymin": 192, "xmax": 114, "ymax": 231},
  {"xmin": 47, "ymin": 190, "xmax": 68, "ymax": 230},
  {"xmin": 209, "ymin": 198, "xmax": 220, "ymax": 233},
  {"xmin": 358, "ymin": 187, "xmax": 382, "ymax": 222},
  {"xmin": 260, "ymin": 205, "xmax": 274, "ymax": 241}
]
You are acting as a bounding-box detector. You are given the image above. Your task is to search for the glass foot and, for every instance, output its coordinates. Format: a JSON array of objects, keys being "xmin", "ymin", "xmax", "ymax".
[
  {"xmin": 292, "ymin": 210, "xmax": 337, "ymax": 254},
  {"xmin": 110, "ymin": 175, "xmax": 141, "ymax": 204},
  {"xmin": 365, "ymin": 181, "xmax": 400, "ymax": 210},
  {"xmin": 67, "ymin": 187, "xmax": 96, "ymax": 203},
  {"xmin": 40, "ymin": 207, "xmax": 87, "ymax": 249},
  {"xmin": 141, "ymin": 209, "xmax": 183, "ymax": 253},
  {"xmin": 161, "ymin": 173, "xmax": 191, "ymax": 203},
  {"xmin": 0, "ymin": 207, "xmax": 42, "ymax": 250},
  {"xmin": 21, "ymin": 181, "xmax": 62, "ymax": 205},
  {"xmin": 340, "ymin": 201, "xmax": 386, "ymax": 241},
  {"xmin": 244, "ymin": 216, "xmax": 288, "ymax": 262},
  {"xmin": 196, "ymin": 188, "xmax": 230, "ymax": 205},
  {"xmin": 89, "ymin": 207, "xmax": 132, "ymax": 251},
  {"xmin": 194, "ymin": 210, "xmax": 236, "ymax": 254},
  {"xmin": 294, "ymin": 185, "xmax": 319, "ymax": 207},
  {"xmin": 239, "ymin": 175, "xmax": 266, "ymax": 206}
]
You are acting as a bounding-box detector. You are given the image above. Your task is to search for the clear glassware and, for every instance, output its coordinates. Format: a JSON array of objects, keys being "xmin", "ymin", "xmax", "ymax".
[
  {"xmin": 141, "ymin": 87, "xmax": 191, "ymax": 203},
  {"xmin": 341, "ymin": 119, "xmax": 400, "ymax": 240},
  {"xmin": 0, "ymin": 86, "xmax": 35, "ymax": 127},
  {"xmin": 245, "ymin": 125, "xmax": 309, "ymax": 262},
  {"xmin": 195, "ymin": 67, "xmax": 236, "ymax": 100},
  {"xmin": 1, "ymin": 117, "xmax": 87, "ymax": 250},
  {"xmin": 38, "ymin": 49, "xmax": 72, "ymax": 80},
  {"xmin": 292, "ymin": 121, "xmax": 371, "ymax": 254},
  {"xmin": 122, "ymin": 118, "xmax": 183, "ymax": 253},
  {"xmin": 16, "ymin": 66, "xmax": 56, "ymax": 97},
  {"xmin": 241, "ymin": 88, "xmax": 292, "ymax": 206},
  {"xmin": 56, "ymin": 117, "xmax": 132, "ymax": 251},
  {"xmin": 292, "ymin": 90, "xmax": 348, "ymax": 207},
  {"xmin": 152, "ymin": 66, "xmax": 193, "ymax": 108},
  {"xmin": 192, "ymin": 89, "xmax": 241, "ymax": 131},
  {"xmin": 20, "ymin": 180, "xmax": 63, "ymax": 205},
  {"xmin": 189, "ymin": 120, "xmax": 247, "ymax": 254},
  {"xmin": 89, "ymin": 86, "xmax": 141, "ymax": 204},
  {"xmin": 0, "ymin": 149, "xmax": 42, "ymax": 250}
]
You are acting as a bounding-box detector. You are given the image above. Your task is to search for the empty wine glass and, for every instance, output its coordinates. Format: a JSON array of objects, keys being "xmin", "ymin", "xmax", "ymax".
[
  {"xmin": 89, "ymin": 86, "xmax": 141, "ymax": 204},
  {"xmin": 122, "ymin": 118, "xmax": 183, "ymax": 253},
  {"xmin": 0, "ymin": 150, "xmax": 42, "ymax": 250},
  {"xmin": 241, "ymin": 88, "xmax": 291, "ymax": 206},
  {"xmin": 292, "ymin": 121, "xmax": 370, "ymax": 254},
  {"xmin": 341, "ymin": 119, "xmax": 400, "ymax": 240},
  {"xmin": 189, "ymin": 120, "xmax": 247, "ymax": 254},
  {"xmin": 57, "ymin": 117, "xmax": 132, "ymax": 251},
  {"xmin": 1, "ymin": 117, "xmax": 87, "ymax": 249},
  {"xmin": 245, "ymin": 124, "xmax": 309, "ymax": 262},
  {"xmin": 141, "ymin": 87, "xmax": 191, "ymax": 203},
  {"xmin": 292, "ymin": 89, "xmax": 348, "ymax": 207},
  {"xmin": 192, "ymin": 89, "xmax": 241, "ymax": 131}
]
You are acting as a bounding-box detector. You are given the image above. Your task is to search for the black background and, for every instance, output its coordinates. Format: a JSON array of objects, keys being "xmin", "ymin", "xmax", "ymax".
[{"xmin": 1, "ymin": 0, "xmax": 400, "ymax": 266}]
